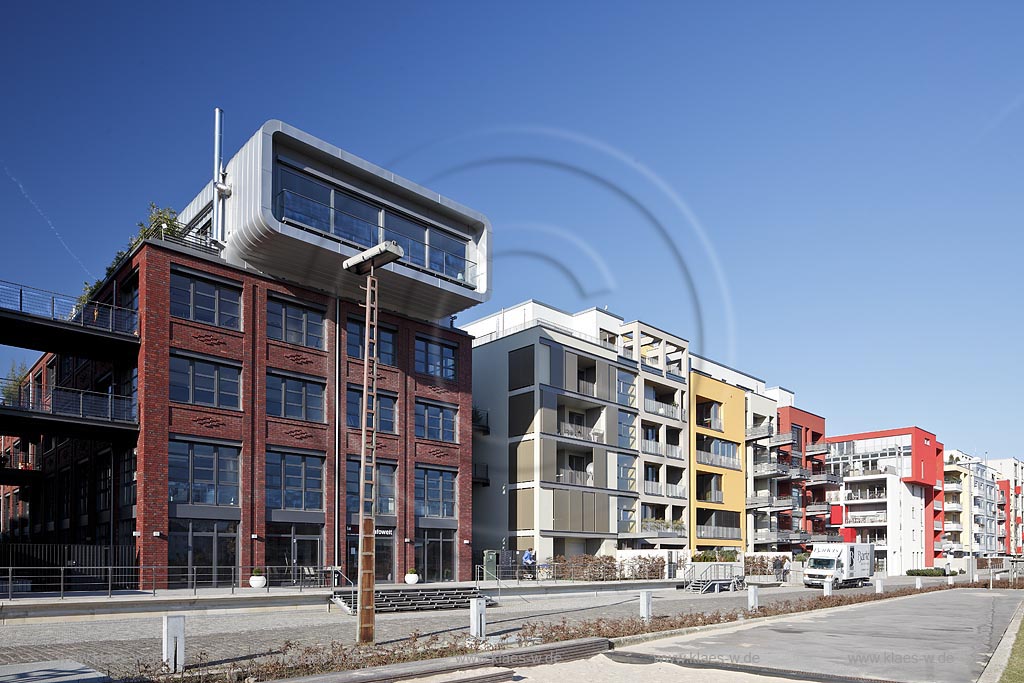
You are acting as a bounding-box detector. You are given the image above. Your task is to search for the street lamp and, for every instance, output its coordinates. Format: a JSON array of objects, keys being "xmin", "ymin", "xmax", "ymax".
[{"xmin": 344, "ymin": 241, "xmax": 403, "ymax": 644}]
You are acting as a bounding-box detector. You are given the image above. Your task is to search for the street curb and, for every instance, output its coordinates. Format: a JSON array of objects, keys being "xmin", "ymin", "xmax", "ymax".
[
  {"xmin": 609, "ymin": 588, "xmax": 944, "ymax": 648},
  {"xmin": 977, "ymin": 596, "xmax": 1024, "ymax": 683}
]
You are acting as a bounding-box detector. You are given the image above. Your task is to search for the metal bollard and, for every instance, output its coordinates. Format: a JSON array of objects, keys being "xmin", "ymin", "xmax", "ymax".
[
  {"xmin": 469, "ymin": 597, "xmax": 487, "ymax": 637},
  {"xmin": 747, "ymin": 584, "xmax": 759, "ymax": 611},
  {"xmin": 915, "ymin": 577, "xmax": 922, "ymax": 590},
  {"xmin": 875, "ymin": 579, "xmax": 883, "ymax": 594},
  {"xmin": 162, "ymin": 615, "xmax": 185, "ymax": 673},
  {"xmin": 823, "ymin": 582, "xmax": 832, "ymax": 597},
  {"xmin": 639, "ymin": 590, "xmax": 653, "ymax": 622}
]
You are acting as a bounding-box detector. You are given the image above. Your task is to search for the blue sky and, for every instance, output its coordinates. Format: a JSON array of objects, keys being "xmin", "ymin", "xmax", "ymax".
[{"xmin": 1, "ymin": 2, "xmax": 1021, "ymax": 458}]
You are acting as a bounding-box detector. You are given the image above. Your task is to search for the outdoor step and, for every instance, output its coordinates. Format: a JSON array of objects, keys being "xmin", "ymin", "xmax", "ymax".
[{"xmin": 331, "ymin": 586, "xmax": 484, "ymax": 613}]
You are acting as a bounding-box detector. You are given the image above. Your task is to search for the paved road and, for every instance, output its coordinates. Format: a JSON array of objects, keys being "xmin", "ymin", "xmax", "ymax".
[
  {"xmin": 606, "ymin": 588, "xmax": 1022, "ymax": 683},
  {"xmin": 0, "ymin": 575, "xmax": 983, "ymax": 676}
]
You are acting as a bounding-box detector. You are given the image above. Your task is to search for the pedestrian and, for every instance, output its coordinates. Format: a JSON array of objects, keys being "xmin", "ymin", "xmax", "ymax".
[
  {"xmin": 782, "ymin": 557, "xmax": 792, "ymax": 582},
  {"xmin": 522, "ymin": 547, "xmax": 535, "ymax": 579},
  {"xmin": 773, "ymin": 556, "xmax": 782, "ymax": 581}
]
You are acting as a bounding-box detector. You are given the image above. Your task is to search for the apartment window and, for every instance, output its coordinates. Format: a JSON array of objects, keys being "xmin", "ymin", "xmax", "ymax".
[
  {"xmin": 265, "ymin": 451, "xmax": 324, "ymax": 511},
  {"xmin": 267, "ymin": 299, "xmax": 324, "ymax": 350},
  {"xmin": 696, "ymin": 401, "xmax": 723, "ymax": 431},
  {"xmin": 170, "ymin": 272, "xmax": 241, "ymax": 330},
  {"xmin": 168, "ymin": 441, "xmax": 239, "ymax": 506},
  {"xmin": 415, "ymin": 467, "xmax": 456, "ymax": 518},
  {"xmin": 384, "ymin": 213, "xmax": 427, "ymax": 267},
  {"xmin": 415, "ymin": 338, "xmax": 457, "ymax": 380},
  {"xmin": 618, "ymin": 411, "xmax": 636, "ymax": 448},
  {"xmin": 345, "ymin": 460, "xmax": 397, "ymax": 517},
  {"xmin": 346, "ymin": 320, "xmax": 396, "ymax": 365},
  {"xmin": 169, "ymin": 354, "xmax": 240, "ymax": 409},
  {"xmin": 415, "ymin": 401, "xmax": 457, "ymax": 442},
  {"xmin": 346, "ymin": 387, "xmax": 397, "ymax": 433},
  {"xmin": 428, "ymin": 229, "xmax": 469, "ymax": 282},
  {"xmin": 616, "ymin": 370, "xmax": 636, "ymax": 407},
  {"xmin": 119, "ymin": 451, "xmax": 136, "ymax": 507},
  {"xmin": 266, "ymin": 373, "xmax": 325, "ymax": 422},
  {"xmin": 617, "ymin": 454, "xmax": 637, "ymax": 491}
]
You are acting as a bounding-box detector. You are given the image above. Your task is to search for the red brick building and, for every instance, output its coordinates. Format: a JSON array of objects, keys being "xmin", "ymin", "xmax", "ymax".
[{"xmin": 0, "ymin": 120, "xmax": 491, "ymax": 585}]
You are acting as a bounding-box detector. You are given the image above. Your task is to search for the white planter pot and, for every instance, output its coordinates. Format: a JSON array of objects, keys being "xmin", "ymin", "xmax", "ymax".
[
  {"xmin": 249, "ymin": 575, "xmax": 267, "ymax": 589},
  {"xmin": 405, "ymin": 573, "xmax": 420, "ymax": 585}
]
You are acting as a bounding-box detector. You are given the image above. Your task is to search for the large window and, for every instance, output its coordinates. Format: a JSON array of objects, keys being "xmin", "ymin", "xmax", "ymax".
[
  {"xmin": 383, "ymin": 213, "xmax": 426, "ymax": 267},
  {"xmin": 346, "ymin": 320, "xmax": 396, "ymax": 365},
  {"xmin": 170, "ymin": 272, "xmax": 241, "ymax": 330},
  {"xmin": 345, "ymin": 460, "xmax": 397, "ymax": 517},
  {"xmin": 415, "ymin": 338, "xmax": 458, "ymax": 380},
  {"xmin": 346, "ymin": 387, "xmax": 397, "ymax": 433},
  {"xmin": 266, "ymin": 373, "xmax": 325, "ymax": 422},
  {"xmin": 618, "ymin": 411, "xmax": 636, "ymax": 448},
  {"xmin": 616, "ymin": 370, "xmax": 636, "ymax": 407},
  {"xmin": 168, "ymin": 441, "xmax": 240, "ymax": 506},
  {"xmin": 169, "ymin": 354, "xmax": 240, "ymax": 409},
  {"xmin": 267, "ymin": 299, "xmax": 324, "ymax": 350},
  {"xmin": 415, "ymin": 468, "xmax": 456, "ymax": 518},
  {"xmin": 415, "ymin": 401, "xmax": 457, "ymax": 442},
  {"xmin": 428, "ymin": 230, "xmax": 469, "ymax": 282},
  {"xmin": 265, "ymin": 451, "xmax": 323, "ymax": 511}
]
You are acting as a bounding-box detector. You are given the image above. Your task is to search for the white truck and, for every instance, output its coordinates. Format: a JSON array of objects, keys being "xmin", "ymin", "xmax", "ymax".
[{"xmin": 803, "ymin": 543, "xmax": 874, "ymax": 589}]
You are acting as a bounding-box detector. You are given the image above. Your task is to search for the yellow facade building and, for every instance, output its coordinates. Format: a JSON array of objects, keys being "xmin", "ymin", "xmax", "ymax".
[{"xmin": 689, "ymin": 371, "xmax": 746, "ymax": 553}]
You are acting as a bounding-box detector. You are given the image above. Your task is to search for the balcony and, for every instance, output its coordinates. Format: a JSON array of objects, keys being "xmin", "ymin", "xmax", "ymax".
[
  {"xmin": 789, "ymin": 466, "xmax": 811, "ymax": 480},
  {"xmin": 617, "ymin": 519, "xmax": 636, "ymax": 534},
  {"xmin": 641, "ymin": 439, "xmax": 664, "ymax": 456},
  {"xmin": 933, "ymin": 499, "xmax": 943, "ymax": 510},
  {"xmin": 944, "ymin": 502, "xmax": 963, "ymax": 512},
  {"xmin": 697, "ymin": 524, "xmax": 742, "ymax": 540},
  {"xmin": 845, "ymin": 490, "xmax": 887, "ymax": 504},
  {"xmin": 472, "ymin": 462, "xmax": 489, "ymax": 485},
  {"xmin": 806, "ymin": 502, "xmax": 830, "ymax": 515},
  {"xmin": 934, "ymin": 521, "xmax": 944, "ymax": 531},
  {"xmin": 471, "ymin": 407, "xmax": 489, "ymax": 434},
  {"xmin": 999, "ymin": 528, "xmax": 1007, "ymax": 537},
  {"xmin": 556, "ymin": 469, "xmax": 593, "ymax": 487},
  {"xmin": 576, "ymin": 379, "xmax": 597, "ymax": 397},
  {"xmin": 944, "ymin": 480, "xmax": 963, "ymax": 492},
  {"xmin": 643, "ymin": 480, "xmax": 664, "ymax": 496},
  {"xmin": 998, "ymin": 512, "xmax": 1007, "ymax": 522},
  {"xmin": 746, "ymin": 424, "xmax": 773, "ymax": 440},
  {"xmin": 769, "ymin": 431, "xmax": 795, "ymax": 447},
  {"xmin": 696, "ymin": 450, "xmax": 742, "ymax": 471},
  {"xmin": 847, "ymin": 514, "xmax": 887, "ymax": 526},
  {"xmin": 935, "ymin": 479, "xmax": 943, "ymax": 490},
  {"xmin": 806, "ymin": 472, "xmax": 842, "ymax": 486},
  {"xmin": 664, "ymin": 443, "xmax": 685, "ymax": 460},
  {"xmin": 746, "ymin": 495, "xmax": 771, "ymax": 509},
  {"xmin": 0, "ymin": 380, "xmax": 139, "ymax": 441},
  {"xmin": 557, "ymin": 422, "xmax": 603, "ymax": 443},
  {"xmin": 640, "ymin": 519, "xmax": 687, "ymax": 536},
  {"xmin": 943, "ymin": 542, "xmax": 964, "ymax": 552},
  {"xmin": 806, "ymin": 442, "xmax": 829, "ymax": 456},
  {"xmin": 696, "ymin": 490, "xmax": 725, "ymax": 504},
  {"xmin": 752, "ymin": 530, "xmax": 780, "ymax": 543},
  {"xmin": 665, "ymin": 483, "xmax": 687, "ymax": 499},
  {"xmin": 644, "ymin": 398, "xmax": 680, "ymax": 420},
  {"xmin": 752, "ymin": 461, "xmax": 789, "ymax": 478},
  {"xmin": 810, "ymin": 532, "xmax": 841, "ymax": 543},
  {"xmin": 945, "ymin": 522, "xmax": 963, "ymax": 531}
]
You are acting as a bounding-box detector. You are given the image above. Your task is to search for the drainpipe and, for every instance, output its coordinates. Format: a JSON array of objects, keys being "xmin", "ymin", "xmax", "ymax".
[{"xmin": 334, "ymin": 297, "xmax": 341, "ymax": 569}]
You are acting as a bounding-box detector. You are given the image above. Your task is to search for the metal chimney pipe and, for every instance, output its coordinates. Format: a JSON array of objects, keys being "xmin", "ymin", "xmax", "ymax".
[{"xmin": 213, "ymin": 108, "xmax": 224, "ymax": 242}]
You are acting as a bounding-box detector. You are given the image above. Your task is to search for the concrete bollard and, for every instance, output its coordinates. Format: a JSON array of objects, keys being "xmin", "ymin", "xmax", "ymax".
[
  {"xmin": 947, "ymin": 576, "xmax": 954, "ymax": 586},
  {"xmin": 823, "ymin": 582, "xmax": 832, "ymax": 597},
  {"xmin": 469, "ymin": 598, "xmax": 486, "ymax": 638},
  {"xmin": 639, "ymin": 590, "xmax": 653, "ymax": 622},
  {"xmin": 915, "ymin": 577, "xmax": 922, "ymax": 590},
  {"xmin": 162, "ymin": 615, "xmax": 185, "ymax": 673},
  {"xmin": 747, "ymin": 584, "xmax": 759, "ymax": 611},
  {"xmin": 875, "ymin": 579, "xmax": 883, "ymax": 594}
]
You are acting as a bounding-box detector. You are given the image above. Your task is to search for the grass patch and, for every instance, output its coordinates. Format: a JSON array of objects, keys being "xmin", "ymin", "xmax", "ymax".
[{"xmin": 1000, "ymin": 616, "xmax": 1024, "ymax": 683}]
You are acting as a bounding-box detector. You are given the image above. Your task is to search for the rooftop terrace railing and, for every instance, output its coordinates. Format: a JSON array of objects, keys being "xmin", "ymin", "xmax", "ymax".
[
  {"xmin": 0, "ymin": 378, "xmax": 137, "ymax": 423},
  {"xmin": 0, "ymin": 280, "xmax": 138, "ymax": 336}
]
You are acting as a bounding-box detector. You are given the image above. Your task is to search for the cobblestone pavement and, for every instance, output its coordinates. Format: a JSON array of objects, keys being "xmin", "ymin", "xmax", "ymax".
[{"xmin": 0, "ymin": 575, "xmax": 967, "ymax": 675}]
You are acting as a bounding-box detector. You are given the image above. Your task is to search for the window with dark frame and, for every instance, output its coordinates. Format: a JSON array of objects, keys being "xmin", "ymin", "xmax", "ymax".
[
  {"xmin": 266, "ymin": 373, "xmax": 325, "ymax": 422},
  {"xmin": 267, "ymin": 299, "xmax": 324, "ymax": 350},
  {"xmin": 414, "ymin": 338, "xmax": 457, "ymax": 380},
  {"xmin": 169, "ymin": 354, "xmax": 240, "ymax": 409},
  {"xmin": 415, "ymin": 467, "xmax": 456, "ymax": 518},
  {"xmin": 169, "ymin": 271, "xmax": 241, "ymax": 330},
  {"xmin": 346, "ymin": 387, "xmax": 397, "ymax": 433},
  {"xmin": 414, "ymin": 401, "xmax": 457, "ymax": 443},
  {"xmin": 168, "ymin": 441, "xmax": 240, "ymax": 506},
  {"xmin": 265, "ymin": 451, "xmax": 324, "ymax": 511},
  {"xmin": 346, "ymin": 319, "xmax": 396, "ymax": 365}
]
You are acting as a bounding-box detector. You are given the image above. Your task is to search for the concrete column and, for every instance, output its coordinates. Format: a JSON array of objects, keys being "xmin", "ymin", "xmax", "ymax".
[
  {"xmin": 162, "ymin": 615, "xmax": 185, "ymax": 673},
  {"xmin": 747, "ymin": 585, "xmax": 759, "ymax": 611},
  {"xmin": 639, "ymin": 590, "xmax": 652, "ymax": 622},
  {"xmin": 875, "ymin": 579, "xmax": 883, "ymax": 594},
  {"xmin": 469, "ymin": 598, "xmax": 486, "ymax": 638}
]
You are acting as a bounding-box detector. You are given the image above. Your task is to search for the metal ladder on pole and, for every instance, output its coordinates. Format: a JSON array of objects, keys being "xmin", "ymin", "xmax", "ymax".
[{"xmin": 356, "ymin": 274, "xmax": 380, "ymax": 642}]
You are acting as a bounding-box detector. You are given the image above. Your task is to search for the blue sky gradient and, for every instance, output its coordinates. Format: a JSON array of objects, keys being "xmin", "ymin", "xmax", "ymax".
[{"xmin": 1, "ymin": 2, "xmax": 1021, "ymax": 457}]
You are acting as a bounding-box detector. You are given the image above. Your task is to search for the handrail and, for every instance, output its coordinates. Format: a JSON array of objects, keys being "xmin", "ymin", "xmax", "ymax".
[
  {"xmin": 0, "ymin": 279, "xmax": 139, "ymax": 336},
  {"xmin": 0, "ymin": 378, "xmax": 137, "ymax": 423}
]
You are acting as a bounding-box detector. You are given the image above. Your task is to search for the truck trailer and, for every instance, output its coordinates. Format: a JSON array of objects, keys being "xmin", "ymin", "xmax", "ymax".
[{"xmin": 803, "ymin": 543, "xmax": 874, "ymax": 588}]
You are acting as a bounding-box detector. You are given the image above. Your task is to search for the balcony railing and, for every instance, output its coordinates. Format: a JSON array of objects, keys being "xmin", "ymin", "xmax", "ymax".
[
  {"xmin": 944, "ymin": 481, "xmax": 963, "ymax": 492},
  {"xmin": 805, "ymin": 502, "xmax": 830, "ymax": 514},
  {"xmin": 933, "ymin": 499, "xmax": 943, "ymax": 510},
  {"xmin": 557, "ymin": 422, "xmax": 602, "ymax": 443},
  {"xmin": 696, "ymin": 490, "xmax": 724, "ymax": 504},
  {"xmin": 810, "ymin": 533, "xmax": 841, "ymax": 543},
  {"xmin": 944, "ymin": 502, "xmax": 963, "ymax": 512},
  {"xmin": 556, "ymin": 469, "xmax": 592, "ymax": 487},
  {"xmin": 575, "ymin": 379, "xmax": 597, "ymax": 397},
  {"xmin": 640, "ymin": 519, "xmax": 687, "ymax": 536},
  {"xmin": 644, "ymin": 398, "xmax": 680, "ymax": 419},
  {"xmin": 746, "ymin": 495, "xmax": 771, "ymax": 508},
  {"xmin": 805, "ymin": 442, "xmax": 829, "ymax": 456},
  {"xmin": 639, "ymin": 354, "xmax": 660, "ymax": 368},
  {"xmin": 769, "ymin": 431, "xmax": 795, "ymax": 446},
  {"xmin": 847, "ymin": 514, "xmax": 887, "ymax": 525},
  {"xmin": 665, "ymin": 483, "xmax": 687, "ymax": 499},
  {"xmin": 0, "ymin": 279, "xmax": 139, "ymax": 336},
  {"xmin": 641, "ymin": 439, "xmax": 663, "ymax": 456},
  {"xmin": 0, "ymin": 380, "xmax": 137, "ymax": 423},
  {"xmin": 698, "ymin": 417, "xmax": 724, "ymax": 431},
  {"xmin": 696, "ymin": 450, "xmax": 741, "ymax": 471},
  {"xmin": 789, "ymin": 466, "xmax": 811, "ymax": 480},
  {"xmin": 846, "ymin": 490, "xmax": 887, "ymax": 503},
  {"xmin": 697, "ymin": 524, "xmax": 742, "ymax": 540},
  {"xmin": 807, "ymin": 471, "xmax": 842, "ymax": 486},
  {"xmin": 277, "ymin": 190, "xmax": 478, "ymax": 287},
  {"xmin": 471, "ymin": 407, "xmax": 489, "ymax": 433},
  {"xmin": 752, "ymin": 461, "xmax": 789, "ymax": 477},
  {"xmin": 643, "ymin": 480, "xmax": 664, "ymax": 496},
  {"xmin": 945, "ymin": 522, "xmax": 963, "ymax": 531},
  {"xmin": 745, "ymin": 424, "xmax": 773, "ymax": 440},
  {"xmin": 752, "ymin": 530, "xmax": 779, "ymax": 542},
  {"xmin": 617, "ymin": 519, "xmax": 636, "ymax": 533},
  {"xmin": 664, "ymin": 443, "xmax": 684, "ymax": 460}
]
